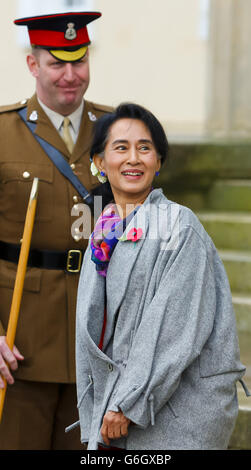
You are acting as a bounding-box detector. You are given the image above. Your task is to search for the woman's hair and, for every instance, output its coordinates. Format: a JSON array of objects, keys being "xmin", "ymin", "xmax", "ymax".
[{"xmin": 90, "ymin": 102, "xmax": 169, "ymax": 165}]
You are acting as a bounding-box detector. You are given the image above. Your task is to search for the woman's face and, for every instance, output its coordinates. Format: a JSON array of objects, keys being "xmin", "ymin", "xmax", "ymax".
[{"xmin": 94, "ymin": 118, "xmax": 161, "ymax": 203}]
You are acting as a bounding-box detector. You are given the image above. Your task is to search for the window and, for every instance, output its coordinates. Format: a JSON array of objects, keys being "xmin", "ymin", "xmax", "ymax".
[{"xmin": 16, "ymin": 0, "xmax": 95, "ymax": 47}]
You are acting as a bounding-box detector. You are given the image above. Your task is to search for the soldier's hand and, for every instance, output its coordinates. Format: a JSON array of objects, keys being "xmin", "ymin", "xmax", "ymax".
[{"xmin": 0, "ymin": 336, "xmax": 24, "ymax": 388}]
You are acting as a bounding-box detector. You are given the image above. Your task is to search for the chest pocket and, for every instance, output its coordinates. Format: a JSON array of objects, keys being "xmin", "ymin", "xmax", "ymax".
[{"xmin": 0, "ymin": 162, "xmax": 53, "ymax": 223}]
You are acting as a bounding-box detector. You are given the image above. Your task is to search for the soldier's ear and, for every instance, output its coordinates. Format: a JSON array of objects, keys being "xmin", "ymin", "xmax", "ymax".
[{"xmin": 26, "ymin": 54, "xmax": 40, "ymax": 78}]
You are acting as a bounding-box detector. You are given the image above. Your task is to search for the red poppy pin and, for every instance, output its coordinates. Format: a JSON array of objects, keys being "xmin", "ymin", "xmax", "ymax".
[
  {"xmin": 127, "ymin": 227, "xmax": 143, "ymax": 242},
  {"xmin": 119, "ymin": 227, "xmax": 143, "ymax": 243}
]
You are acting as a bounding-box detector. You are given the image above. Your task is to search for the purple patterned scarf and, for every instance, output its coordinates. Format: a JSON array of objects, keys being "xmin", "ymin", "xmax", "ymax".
[{"xmin": 90, "ymin": 203, "xmax": 138, "ymax": 277}]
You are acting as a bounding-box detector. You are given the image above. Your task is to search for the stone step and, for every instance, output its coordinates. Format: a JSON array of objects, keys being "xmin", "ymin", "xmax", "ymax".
[
  {"xmin": 206, "ymin": 180, "xmax": 251, "ymax": 211},
  {"xmin": 197, "ymin": 211, "xmax": 251, "ymax": 250},
  {"xmin": 229, "ymin": 401, "xmax": 251, "ymax": 449},
  {"xmin": 233, "ymin": 293, "xmax": 251, "ymax": 334},
  {"xmin": 233, "ymin": 295, "xmax": 251, "ymax": 403},
  {"xmin": 165, "ymin": 190, "xmax": 207, "ymax": 211},
  {"xmin": 218, "ymin": 250, "xmax": 251, "ymax": 293},
  {"xmin": 233, "ymin": 295, "xmax": 251, "ymax": 395},
  {"xmin": 165, "ymin": 180, "xmax": 251, "ymax": 212},
  {"xmin": 229, "ymin": 331, "xmax": 251, "ymax": 450},
  {"xmin": 167, "ymin": 142, "xmax": 251, "ymax": 184},
  {"xmin": 238, "ymin": 330, "xmax": 251, "ymax": 382},
  {"xmin": 229, "ymin": 377, "xmax": 251, "ymax": 449}
]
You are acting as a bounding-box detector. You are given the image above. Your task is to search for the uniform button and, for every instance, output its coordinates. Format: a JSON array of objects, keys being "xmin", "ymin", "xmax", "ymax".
[
  {"xmin": 23, "ymin": 171, "xmax": 30, "ymax": 179},
  {"xmin": 108, "ymin": 364, "xmax": 113, "ymax": 372},
  {"xmin": 70, "ymin": 163, "xmax": 76, "ymax": 170},
  {"xmin": 73, "ymin": 195, "xmax": 78, "ymax": 203}
]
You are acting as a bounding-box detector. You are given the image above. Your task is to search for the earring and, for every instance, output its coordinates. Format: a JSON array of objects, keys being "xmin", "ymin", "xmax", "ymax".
[
  {"xmin": 98, "ymin": 170, "xmax": 107, "ymax": 184},
  {"xmin": 90, "ymin": 162, "xmax": 107, "ymax": 183},
  {"xmin": 155, "ymin": 171, "xmax": 160, "ymax": 176}
]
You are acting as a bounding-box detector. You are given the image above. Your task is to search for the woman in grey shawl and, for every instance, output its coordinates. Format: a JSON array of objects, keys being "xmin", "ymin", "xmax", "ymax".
[{"xmin": 73, "ymin": 103, "xmax": 247, "ymax": 450}]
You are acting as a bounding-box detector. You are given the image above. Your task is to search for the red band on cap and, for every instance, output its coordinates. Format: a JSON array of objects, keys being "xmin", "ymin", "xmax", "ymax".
[{"xmin": 29, "ymin": 27, "xmax": 90, "ymax": 48}]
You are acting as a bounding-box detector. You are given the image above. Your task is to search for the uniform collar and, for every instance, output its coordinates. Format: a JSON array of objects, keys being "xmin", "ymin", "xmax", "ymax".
[
  {"xmin": 37, "ymin": 97, "xmax": 84, "ymax": 135},
  {"xmin": 26, "ymin": 94, "xmax": 94, "ymax": 162}
]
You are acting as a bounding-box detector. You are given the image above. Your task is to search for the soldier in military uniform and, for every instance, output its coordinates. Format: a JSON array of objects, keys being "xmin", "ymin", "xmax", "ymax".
[{"xmin": 0, "ymin": 11, "xmax": 112, "ymax": 449}]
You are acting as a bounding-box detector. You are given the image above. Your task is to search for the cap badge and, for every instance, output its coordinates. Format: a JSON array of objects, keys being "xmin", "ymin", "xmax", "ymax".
[
  {"xmin": 88, "ymin": 111, "xmax": 97, "ymax": 122},
  {"xmin": 65, "ymin": 23, "xmax": 77, "ymax": 41}
]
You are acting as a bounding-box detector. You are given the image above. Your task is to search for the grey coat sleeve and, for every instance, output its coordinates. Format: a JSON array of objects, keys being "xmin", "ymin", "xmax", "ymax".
[
  {"xmin": 108, "ymin": 226, "xmax": 235, "ymax": 428},
  {"xmin": 76, "ymin": 249, "xmax": 92, "ymax": 396},
  {"xmin": 75, "ymin": 250, "xmax": 95, "ymax": 439}
]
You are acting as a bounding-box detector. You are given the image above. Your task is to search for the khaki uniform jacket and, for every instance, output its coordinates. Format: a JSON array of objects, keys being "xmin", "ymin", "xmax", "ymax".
[{"xmin": 0, "ymin": 94, "xmax": 112, "ymax": 383}]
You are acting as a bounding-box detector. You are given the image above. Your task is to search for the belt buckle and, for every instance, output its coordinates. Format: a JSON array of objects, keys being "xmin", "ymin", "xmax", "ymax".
[{"xmin": 67, "ymin": 250, "xmax": 82, "ymax": 273}]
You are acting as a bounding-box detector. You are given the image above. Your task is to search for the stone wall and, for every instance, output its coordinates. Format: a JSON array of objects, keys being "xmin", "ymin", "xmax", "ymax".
[{"xmin": 206, "ymin": 0, "xmax": 251, "ymax": 137}]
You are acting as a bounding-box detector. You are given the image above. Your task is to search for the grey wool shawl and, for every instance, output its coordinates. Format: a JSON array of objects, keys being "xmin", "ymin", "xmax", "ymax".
[{"xmin": 75, "ymin": 189, "xmax": 247, "ymax": 450}]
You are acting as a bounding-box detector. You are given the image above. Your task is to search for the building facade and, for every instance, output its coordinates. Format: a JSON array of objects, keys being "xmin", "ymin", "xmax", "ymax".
[{"xmin": 1, "ymin": 0, "xmax": 250, "ymax": 138}]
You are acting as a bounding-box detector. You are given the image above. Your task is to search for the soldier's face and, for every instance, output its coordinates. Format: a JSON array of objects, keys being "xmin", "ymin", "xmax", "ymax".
[{"xmin": 27, "ymin": 49, "xmax": 90, "ymax": 115}]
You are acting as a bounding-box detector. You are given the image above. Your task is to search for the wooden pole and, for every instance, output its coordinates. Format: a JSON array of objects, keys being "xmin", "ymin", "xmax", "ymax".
[{"xmin": 0, "ymin": 178, "xmax": 39, "ymax": 422}]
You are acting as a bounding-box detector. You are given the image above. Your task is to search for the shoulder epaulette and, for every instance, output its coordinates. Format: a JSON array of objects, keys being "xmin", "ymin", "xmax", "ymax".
[
  {"xmin": 0, "ymin": 99, "xmax": 28, "ymax": 114},
  {"xmin": 92, "ymin": 102, "xmax": 114, "ymax": 113}
]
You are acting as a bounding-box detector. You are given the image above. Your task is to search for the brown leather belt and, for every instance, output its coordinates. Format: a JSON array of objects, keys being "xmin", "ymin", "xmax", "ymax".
[{"xmin": 0, "ymin": 241, "xmax": 84, "ymax": 273}]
